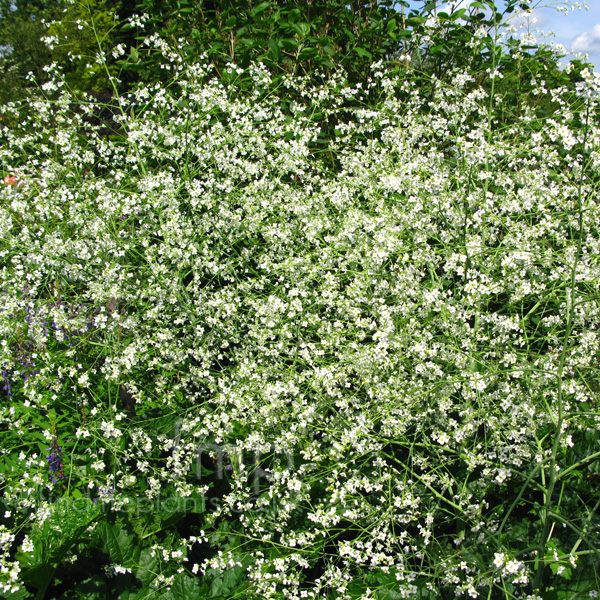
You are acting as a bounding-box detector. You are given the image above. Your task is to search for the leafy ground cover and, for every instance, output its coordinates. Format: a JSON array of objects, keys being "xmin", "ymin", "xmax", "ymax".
[{"xmin": 1, "ymin": 7, "xmax": 600, "ymax": 600}]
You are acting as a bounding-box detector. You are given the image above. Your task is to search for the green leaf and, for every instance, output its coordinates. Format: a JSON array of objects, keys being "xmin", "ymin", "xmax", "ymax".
[
  {"xmin": 236, "ymin": 38, "xmax": 257, "ymax": 48},
  {"xmin": 318, "ymin": 58, "xmax": 336, "ymax": 68},
  {"xmin": 269, "ymin": 8, "xmax": 281, "ymax": 24},
  {"xmin": 549, "ymin": 562, "xmax": 572, "ymax": 580},
  {"xmin": 102, "ymin": 523, "xmax": 136, "ymax": 566},
  {"xmin": 129, "ymin": 46, "xmax": 139, "ymax": 64},
  {"xmin": 292, "ymin": 22, "xmax": 310, "ymax": 37},
  {"xmin": 135, "ymin": 548, "xmax": 160, "ymax": 588},
  {"xmin": 268, "ymin": 39, "xmax": 281, "ymax": 62},
  {"xmin": 209, "ymin": 42, "xmax": 226, "ymax": 54},
  {"xmin": 19, "ymin": 497, "xmax": 101, "ymax": 595},
  {"xmin": 68, "ymin": 575, "xmax": 107, "ymax": 599},
  {"xmin": 222, "ymin": 565, "xmax": 245, "ymax": 591},
  {"xmin": 19, "ymin": 562, "xmax": 55, "ymax": 589},
  {"xmin": 354, "ymin": 47, "xmax": 373, "ymax": 59},
  {"xmin": 280, "ymin": 38, "xmax": 298, "ymax": 51},
  {"xmin": 387, "ymin": 19, "xmax": 398, "ymax": 34},
  {"xmin": 298, "ymin": 47, "xmax": 318, "ymax": 60},
  {"xmin": 210, "ymin": 564, "xmax": 245, "ymax": 597},
  {"xmin": 287, "ymin": 8, "xmax": 301, "ymax": 22},
  {"xmin": 250, "ymin": 1, "xmax": 271, "ymax": 18},
  {"xmin": 406, "ymin": 16, "xmax": 426, "ymax": 26},
  {"xmin": 169, "ymin": 574, "xmax": 209, "ymax": 600}
]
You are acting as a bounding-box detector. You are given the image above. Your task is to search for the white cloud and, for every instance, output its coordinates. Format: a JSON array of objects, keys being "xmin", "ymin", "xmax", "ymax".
[
  {"xmin": 572, "ymin": 24, "xmax": 600, "ymax": 52},
  {"xmin": 439, "ymin": 3, "xmax": 549, "ymax": 30},
  {"xmin": 441, "ymin": 0, "xmax": 487, "ymax": 14},
  {"xmin": 508, "ymin": 8, "xmax": 549, "ymax": 30},
  {"xmin": 442, "ymin": 0, "xmax": 472, "ymax": 10}
]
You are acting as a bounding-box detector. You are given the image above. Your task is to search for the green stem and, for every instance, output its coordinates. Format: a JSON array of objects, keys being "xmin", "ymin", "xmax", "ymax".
[{"xmin": 533, "ymin": 100, "xmax": 591, "ymax": 592}]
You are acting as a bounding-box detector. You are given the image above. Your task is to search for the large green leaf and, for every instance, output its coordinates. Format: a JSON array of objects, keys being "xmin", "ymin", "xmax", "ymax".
[
  {"xmin": 18, "ymin": 498, "xmax": 101, "ymax": 597},
  {"xmin": 134, "ymin": 547, "xmax": 160, "ymax": 589},
  {"xmin": 291, "ymin": 22, "xmax": 310, "ymax": 37},
  {"xmin": 101, "ymin": 523, "xmax": 137, "ymax": 567},
  {"xmin": 250, "ymin": 1, "xmax": 271, "ymax": 18},
  {"xmin": 210, "ymin": 564, "xmax": 246, "ymax": 597},
  {"xmin": 269, "ymin": 39, "xmax": 281, "ymax": 62},
  {"xmin": 168, "ymin": 574, "xmax": 211, "ymax": 600},
  {"xmin": 353, "ymin": 47, "xmax": 372, "ymax": 60}
]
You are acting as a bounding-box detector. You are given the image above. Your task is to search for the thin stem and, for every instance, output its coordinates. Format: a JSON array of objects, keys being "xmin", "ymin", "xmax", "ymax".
[{"xmin": 533, "ymin": 99, "xmax": 591, "ymax": 591}]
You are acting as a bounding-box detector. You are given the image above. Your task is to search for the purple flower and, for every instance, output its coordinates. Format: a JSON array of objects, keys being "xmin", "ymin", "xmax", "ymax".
[
  {"xmin": 1, "ymin": 369, "xmax": 12, "ymax": 401},
  {"xmin": 46, "ymin": 438, "xmax": 66, "ymax": 482}
]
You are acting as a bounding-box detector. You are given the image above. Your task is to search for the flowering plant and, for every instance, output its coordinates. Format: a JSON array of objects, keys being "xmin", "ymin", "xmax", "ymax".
[{"xmin": 1, "ymin": 12, "xmax": 600, "ymax": 600}]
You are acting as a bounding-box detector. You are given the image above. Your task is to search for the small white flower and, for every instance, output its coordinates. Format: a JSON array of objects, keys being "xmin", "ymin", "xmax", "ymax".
[
  {"xmin": 493, "ymin": 552, "xmax": 506, "ymax": 569},
  {"xmin": 21, "ymin": 536, "xmax": 34, "ymax": 553},
  {"xmin": 495, "ymin": 468, "xmax": 511, "ymax": 485},
  {"xmin": 112, "ymin": 44, "xmax": 126, "ymax": 59},
  {"xmin": 436, "ymin": 432, "xmax": 450, "ymax": 445}
]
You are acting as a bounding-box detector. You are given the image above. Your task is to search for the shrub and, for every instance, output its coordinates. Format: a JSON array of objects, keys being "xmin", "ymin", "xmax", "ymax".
[{"xmin": 1, "ymin": 22, "xmax": 600, "ymax": 600}]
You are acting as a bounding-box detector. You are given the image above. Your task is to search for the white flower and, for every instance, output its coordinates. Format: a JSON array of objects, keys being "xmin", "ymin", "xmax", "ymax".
[
  {"xmin": 495, "ymin": 468, "xmax": 511, "ymax": 485},
  {"xmin": 21, "ymin": 536, "xmax": 34, "ymax": 553},
  {"xmin": 112, "ymin": 44, "xmax": 126, "ymax": 59},
  {"xmin": 100, "ymin": 421, "xmax": 122, "ymax": 439},
  {"xmin": 493, "ymin": 553, "xmax": 507, "ymax": 569},
  {"xmin": 91, "ymin": 460, "xmax": 105, "ymax": 471},
  {"xmin": 436, "ymin": 432, "xmax": 451, "ymax": 445}
]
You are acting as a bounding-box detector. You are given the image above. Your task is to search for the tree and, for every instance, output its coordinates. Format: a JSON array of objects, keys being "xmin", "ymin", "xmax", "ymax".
[
  {"xmin": 0, "ymin": 0, "xmax": 133, "ymax": 102},
  {"xmin": 0, "ymin": 0, "xmax": 58, "ymax": 102},
  {"xmin": 0, "ymin": 0, "xmax": 594, "ymax": 125},
  {"xmin": 122, "ymin": 0, "xmax": 416, "ymax": 87}
]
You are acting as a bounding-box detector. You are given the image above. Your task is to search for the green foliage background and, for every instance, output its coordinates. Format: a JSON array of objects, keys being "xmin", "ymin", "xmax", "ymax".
[{"xmin": 0, "ymin": 0, "xmax": 586, "ymax": 101}]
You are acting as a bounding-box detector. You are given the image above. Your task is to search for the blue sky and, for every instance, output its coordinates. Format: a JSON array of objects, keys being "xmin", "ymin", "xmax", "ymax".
[{"xmin": 401, "ymin": 1, "xmax": 600, "ymax": 70}]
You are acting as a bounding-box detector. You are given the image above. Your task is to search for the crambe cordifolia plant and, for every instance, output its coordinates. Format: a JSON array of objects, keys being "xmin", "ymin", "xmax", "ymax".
[{"xmin": 1, "ymin": 15, "xmax": 600, "ymax": 600}]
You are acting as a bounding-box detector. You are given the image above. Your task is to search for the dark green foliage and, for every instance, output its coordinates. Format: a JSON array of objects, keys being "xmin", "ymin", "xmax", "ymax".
[
  {"xmin": 136, "ymin": 0, "xmax": 411, "ymax": 82},
  {"xmin": 0, "ymin": 0, "xmax": 596, "ymax": 137},
  {"xmin": 0, "ymin": 0, "xmax": 139, "ymax": 101},
  {"xmin": 0, "ymin": 0, "xmax": 56, "ymax": 102}
]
